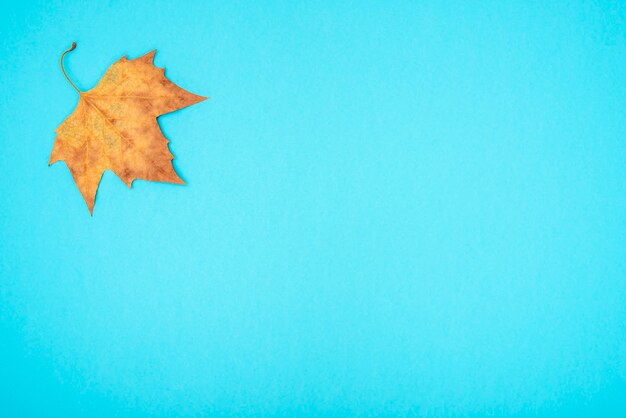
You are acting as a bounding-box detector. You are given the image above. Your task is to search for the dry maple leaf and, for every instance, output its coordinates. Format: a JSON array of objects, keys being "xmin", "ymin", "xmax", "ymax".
[{"xmin": 49, "ymin": 42, "xmax": 206, "ymax": 214}]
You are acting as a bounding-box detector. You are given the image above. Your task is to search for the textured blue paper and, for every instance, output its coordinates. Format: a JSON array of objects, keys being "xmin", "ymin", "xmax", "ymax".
[{"xmin": 0, "ymin": 1, "xmax": 625, "ymax": 416}]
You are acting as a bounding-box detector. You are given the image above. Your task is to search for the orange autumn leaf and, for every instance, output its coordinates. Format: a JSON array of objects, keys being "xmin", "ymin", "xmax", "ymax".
[{"xmin": 49, "ymin": 42, "xmax": 206, "ymax": 215}]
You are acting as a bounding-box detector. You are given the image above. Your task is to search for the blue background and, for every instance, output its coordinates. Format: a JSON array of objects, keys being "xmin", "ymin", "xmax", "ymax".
[{"xmin": 1, "ymin": 1, "xmax": 625, "ymax": 416}]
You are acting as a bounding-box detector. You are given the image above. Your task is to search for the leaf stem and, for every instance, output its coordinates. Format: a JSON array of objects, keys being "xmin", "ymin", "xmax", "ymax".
[{"xmin": 60, "ymin": 42, "xmax": 81, "ymax": 94}]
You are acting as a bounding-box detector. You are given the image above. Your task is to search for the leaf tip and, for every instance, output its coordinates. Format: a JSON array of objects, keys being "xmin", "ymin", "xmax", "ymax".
[
  {"xmin": 192, "ymin": 94, "xmax": 209, "ymax": 105},
  {"xmin": 48, "ymin": 156, "xmax": 59, "ymax": 166},
  {"xmin": 137, "ymin": 50, "xmax": 157, "ymax": 64},
  {"xmin": 170, "ymin": 173, "xmax": 185, "ymax": 185}
]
